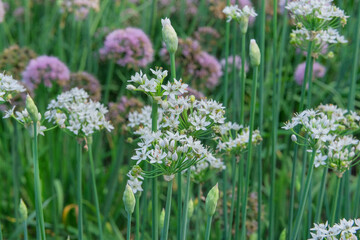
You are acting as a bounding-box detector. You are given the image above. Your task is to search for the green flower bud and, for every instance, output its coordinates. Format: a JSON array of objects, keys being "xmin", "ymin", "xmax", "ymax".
[
  {"xmin": 249, "ymin": 39, "xmax": 261, "ymax": 67},
  {"xmin": 205, "ymin": 183, "xmax": 219, "ymax": 216},
  {"xmin": 190, "ymin": 95, "xmax": 196, "ymax": 103},
  {"xmin": 19, "ymin": 199, "xmax": 28, "ymax": 222},
  {"xmin": 187, "ymin": 198, "xmax": 194, "ymax": 218},
  {"xmin": 161, "ymin": 18, "xmax": 178, "ymax": 54},
  {"xmin": 25, "ymin": 94, "xmax": 39, "ymax": 122},
  {"xmin": 239, "ymin": 16, "xmax": 249, "ymax": 34},
  {"xmin": 279, "ymin": 229, "xmax": 286, "ymax": 240},
  {"xmin": 159, "ymin": 208, "xmax": 165, "ymax": 230},
  {"xmin": 123, "ymin": 184, "xmax": 135, "ymax": 214}
]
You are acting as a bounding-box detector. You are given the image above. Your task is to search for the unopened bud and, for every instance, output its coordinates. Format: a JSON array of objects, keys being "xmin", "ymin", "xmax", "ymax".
[
  {"xmin": 327, "ymin": 51, "xmax": 334, "ymax": 59},
  {"xmin": 190, "ymin": 95, "xmax": 196, "ymax": 103},
  {"xmin": 19, "ymin": 199, "xmax": 28, "ymax": 222},
  {"xmin": 161, "ymin": 18, "xmax": 178, "ymax": 54},
  {"xmin": 205, "ymin": 183, "xmax": 219, "ymax": 216},
  {"xmin": 159, "ymin": 208, "xmax": 165, "ymax": 230},
  {"xmin": 126, "ymin": 84, "xmax": 136, "ymax": 91},
  {"xmin": 188, "ymin": 198, "xmax": 194, "ymax": 218},
  {"xmin": 123, "ymin": 184, "xmax": 136, "ymax": 214},
  {"xmin": 249, "ymin": 39, "xmax": 261, "ymax": 67},
  {"xmin": 291, "ymin": 134, "xmax": 297, "ymax": 142},
  {"xmin": 25, "ymin": 94, "xmax": 39, "ymax": 122},
  {"xmin": 239, "ymin": 16, "xmax": 249, "ymax": 34}
]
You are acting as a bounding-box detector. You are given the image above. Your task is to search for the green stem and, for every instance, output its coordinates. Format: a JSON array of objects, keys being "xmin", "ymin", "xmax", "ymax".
[
  {"xmin": 223, "ymin": 2, "xmax": 231, "ymax": 106},
  {"xmin": 180, "ymin": 170, "xmax": 191, "ymax": 240},
  {"xmin": 204, "ymin": 215, "xmax": 213, "ymax": 240},
  {"xmin": 196, "ymin": 184, "xmax": 202, "ymax": 240},
  {"xmin": 314, "ymin": 168, "xmax": 328, "ymax": 223},
  {"xmin": 12, "ymin": 120, "xmax": 20, "ymax": 227},
  {"xmin": 257, "ymin": 0, "xmax": 266, "ymax": 238},
  {"xmin": 330, "ymin": 177, "xmax": 341, "ymax": 225},
  {"xmin": 88, "ymin": 141, "xmax": 103, "ymax": 240},
  {"xmin": 222, "ymin": 167, "xmax": 228, "ymax": 240},
  {"xmin": 24, "ymin": 220, "xmax": 28, "ymax": 240},
  {"xmin": 234, "ymin": 159, "xmax": 243, "ymax": 240},
  {"xmin": 104, "ymin": 61, "xmax": 115, "ymax": 104},
  {"xmin": 306, "ymin": 57, "xmax": 314, "ymax": 107},
  {"xmin": 227, "ymin": 156, "xmax": 237, "ymax": 240},
  {"xmin": 286, "ymin": 41, "xmax": 313, "ymax": 240},
  {"xmin": 151, "ymin": 100, "xmax": 159, "ymax": 240},
  {"xmin": 241, "ymin": 67, "xmax": 258, "ymax": 240},
  {"xmin": 291, "ymin": 150, "xmax": 316, "ymax": 239},
  {"xmin": 269, "ymin": 2, "xmax": 278, "ymax": 239},
  {"xmin": 170, "ymin": 53, "xmax": 176, "ymax": 80},
  {"xmin": 127, "ymin": 212, "xmax": 132, "ymax": 240},
  {"xmin": 0, "ymin": 223, "xmax": 2, "ymax": 240},
  {"xmin": 136, "ymin": 195, "xmax": 140, "ymax": 240},
  {"xmin": 177, "ymin": 173, "xmax": 182, "ymax": 240},
  {"xmin": 33, "ymin": 123, "xmax": 46, "ymax": 240},
  {"xmin": 239, "ymin": 33, "xmax": 246, "ymax": 124},
  {"xmin": 161, "ymin": 180, "xmax": 173, "ymax": 240},
  {"xmin": 76, "ymin": 142, "xmax": 84, "ymax": 240},
  {"xmin": 149, "ymin": 0, "xmax": 158, "ymax": 38},
  {"xmin": 348, "ymin": 1, "xmax": 360, "ymax": 111}
]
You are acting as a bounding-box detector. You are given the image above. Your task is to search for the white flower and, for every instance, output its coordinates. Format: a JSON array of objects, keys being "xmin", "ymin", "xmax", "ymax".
[
  {"xmin": 314, "ymin": 153, "xmax": 327, "ymax": 167},
  {"xmin": 3, "ymin": 105, "xmax": 15, "ymax": 118}
]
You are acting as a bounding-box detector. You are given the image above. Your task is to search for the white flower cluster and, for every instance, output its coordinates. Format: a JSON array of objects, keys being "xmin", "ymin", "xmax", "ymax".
[
  {"xmin": 222, "ymin": 5, "xmax": 257, "ymax": 22},
  {"xmin": 216, "ymin": 123, "xmax": 262, "ymax": 152},
  {"xmin": 309, "ymin": 219, "xmax": 360, "ymax": 240},
  {"xmin": 286, "ymin": 0, "xmax": 348, "ymax": 55},
  {"xmin": 286, "ymin": 0, "xmax": 348, "ymax": 23},
  {"xmin": 127, "ymin": 68, "xmax": 188, "ymax": 98},
  {"xmin": 283, "ymin": 104, "xmax": 360, "ymax": 175},
  {"xmin": 45, "ymin": 88, "xmax": 113, "ymax": 137},
  {"xmin": 0, "ymin": 73, "xmax": 26, "ymax": 103}
]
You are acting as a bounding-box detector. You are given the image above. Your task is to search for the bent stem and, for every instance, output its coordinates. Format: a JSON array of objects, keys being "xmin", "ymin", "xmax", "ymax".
[
  {"xmin": 76, "ymin": 141, "xmax": 84, "ymax": 240},
  {"xmin": 291, "ymin": 150, "xmax": 316, "ymax": 239},
  {"xmin": 204, "ymin": 215, "xmax": 213, "ymax": 240},
  {"xmin": 241, "ymin": 66, "xmax": 259, "ymax": 240},
  {"xmin": 161, "ymin": 180, "xmax": 173, "ymax": 240},
  {"xmin": 33, "ymin": 123, "xmax": 46, "ymax": 240},
  {"xmin": 88, "ymin": 140, "xmax": 103, "ymax": 240}
]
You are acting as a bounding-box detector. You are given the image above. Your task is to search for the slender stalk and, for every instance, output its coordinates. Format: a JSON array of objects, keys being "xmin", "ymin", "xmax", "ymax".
[
  {"xmin": 314, "ymin": 168, "xmax": 328, "ymax": 223},
  {"xmin": 0, "ymin": 223, "xmax": 2, "ymax": 240},
  {"xmin": 222, "ymin": 167, "xmax": 228, "ymax": 240},
  {"xmin": 135, "ymin": 194, "xmax": 140, "ymax": 240},
  {"xmin": 161, "ymin": 180, "xmax": 173, "ymax": 240},
  {"xmin": 177, "ymin": 173, "xmax": 182, "ymax": 240},
  {"xmin": 88, "ymin": 140, "xmax": 103, "ymax": 239},
  {"xmin": 33, "ymin": 123, "xmax": 46, "ymax": 240},
  {"xmin": 12, "ymin": 120, "xmax": 19, "ymax": 227},
  {"xmin": 234, "ymin": 158, "xmax": 243, "ymax": 240},
  {"xmin": 76, "ymin": 142, "xmax": 84, "ymax": 240},
  {"xmin": 151, "ymin": 100, "xmax": 159, "ymax": 240},
  {"xmin": 204, "ymin": 215, "xmax": 213, "ymax": 240},
  {"xmin": 306, "ymin": 57, "xmax": 314, "ymax": 107},
  {"xmin": 223, "ymin": 0, "xmax": 231, "ymax": 106},
  {"xmin": 23, "ymin": 219, "xmax": 28, "ymax": 240},
  {"xmin": 348, "ymin": 1, "xmax": 360, "ymax": 111},
  {"xmin": 286, "ymin": 41, "xmax": 313, "ymax": 240},
  {"xmin": 330, "ymin": 177, "xmax": 341, "ymax": 225},
  {"xmin": 239, "ymin": 33, "xmax": 246, "ymax": 124},
  {"xmin": 227, "ymin": 156, "xmax": 237, "ymax": 240},
  {"xmin": 241, "ymin": 67, "xmax": 259, "ymax": 240},
  {"xmin": 291, "ymin": 150, "xmax": 316, "ymax": 239},
  {"xmin": 104, "ymin": 61, "xmax": 115, "ymax": 104},
  {"xmin": 127, "ymin": 212, "xmax": 132, "ymax": 240},
  {"xmin": 180, "ymin": 170, "xmax": 191, "ymax": 240},
  {"xmin": 196, "ymin": 184, "xmax": 202, "ymax": 240},
  {"xmin": 257, "ymin": 0, "xmax": 266, "ymax": 238},
  {"xmin": 170, "ymin": 53, "xmax": 176, "ymax": 80},
  {"xmin": 148, "ymin": 0, "xmax": 158, "ymax": 38},
  {"xmin": 269, "ymin": 1, "xmax": 278, "ymax": 239}
]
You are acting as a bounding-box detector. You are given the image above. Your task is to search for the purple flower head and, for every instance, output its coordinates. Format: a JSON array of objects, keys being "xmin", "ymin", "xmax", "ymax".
[
  {"xmin": 100, "ymin": 27, "xmax": 154, "ymax": 69},
  {"xmin": 64, "ymin": 72, "xmax": 101, "ymax": 101},
  {"xmin": 61, "ymin": 0, "xmax": 100, "ymax": 20},
  {"xmin": 195, "ymin": 51, "xmax": 223, "ymax": 89},
  {"xmin": 22, "ymin": 56, "xmax": 70, "ymax": 91},
  {"xmin": 221, "ymin": 55, "xmax": 249, "ymax": 73},
  {"xmin": 294, "ymin": 61, "xmax": 326, "ymax": 86},
  {"xmin": 0, "ymin": 0, "xmax": 5, "ymax": 23}
]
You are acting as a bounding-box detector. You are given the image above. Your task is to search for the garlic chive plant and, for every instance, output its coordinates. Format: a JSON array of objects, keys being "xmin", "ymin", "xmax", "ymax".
[
  {"xmin": 284, "ymin": 104, "xmax": 360, "ymax": 238},
  {"xmin": 45, "ymin": 87, "xmax": 113, "ymax": 240}
]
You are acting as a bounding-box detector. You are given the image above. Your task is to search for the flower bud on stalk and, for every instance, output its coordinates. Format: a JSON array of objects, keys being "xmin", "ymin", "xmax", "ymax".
[
  {"xmin": 25, "ymin": 94, "xmax": 39, "ymax": 122},
  {"xmin": 123, "ymin": 184, "xmax": 136, "ymax": 214},
  {"xmin": 239, "ymin": 16, "xmax": 249, "ymax": 34},
  {"xmin": 19, "ymin": 199, "xmax": 28, "ymax": 222},
  {"xmin": 161, "ymin": 18, "xmax": 178, "ymax": 54},
  {"xmin": 249, "ymin": 39, "xmax": 261, "ymax": 67},
  {"xmin": 159, "ymin": 208, "xmax": 165, "ymax": 230},
  {"xmin": 188, "ymin": 198, "xmax": 194, "ymax": 218},
  {"xmin": 205, "ymin": 183, "xmax": 219, "ymax": 216}
]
